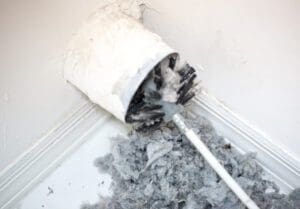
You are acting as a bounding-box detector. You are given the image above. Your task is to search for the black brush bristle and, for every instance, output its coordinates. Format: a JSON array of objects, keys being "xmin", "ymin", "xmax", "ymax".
[
  {"xmin": 140, "ymin": 104, "xmax": 162, "ymax": 112},
  {"xmin": 145, "ymin": 90, "xmax": 161, "ymax": 101},
  {"xmin": 169, "ymin": 56, "xmax": 176, "ymax": 69},
  {"xmin": 154, "ymin": 65, "xmax": 163, "ymax": 90},
  {"xmin": 181, "ymin": 92, "xmax": 196, "ymax": 105},
  {"xmin": 179, "ymin": 66, "xmax": 196, "ymax": 83}
]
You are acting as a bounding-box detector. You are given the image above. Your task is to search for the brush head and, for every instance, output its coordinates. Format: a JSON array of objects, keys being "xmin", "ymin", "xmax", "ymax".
[{"xmin": 125, "ymin": 56, "xmax": 198, "ymax": 131}]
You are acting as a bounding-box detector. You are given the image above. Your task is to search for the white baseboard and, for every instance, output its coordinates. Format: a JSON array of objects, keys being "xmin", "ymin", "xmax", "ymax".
[
  {"xmin": 190, "ymin": 92, "xmax": 300, "ymax": 192},
  {"xmin": 0, "ymin": 101, "xmax": 111, "ymax": 209},
  {"xmin": 0, "ymin": 93, "xmax": 299, "ymax": 208}
]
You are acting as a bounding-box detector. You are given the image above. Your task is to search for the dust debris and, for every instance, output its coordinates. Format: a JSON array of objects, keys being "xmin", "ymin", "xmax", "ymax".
[
  {"xmin": 47, "ymin": 186, "xmax": 54, "ymax": 196},
  {"xmin": 81, "ymin": 114, "xmax": 300, "ymax": 209}
]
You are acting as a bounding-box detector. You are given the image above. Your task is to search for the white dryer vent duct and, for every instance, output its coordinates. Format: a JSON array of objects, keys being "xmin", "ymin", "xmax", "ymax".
[
  {"xmin": 64, "ymin": 3, "xmax": 178, "ymax": 122},
  {"xmin": 63, "ymin": 3, "xmax": 260, "ymax": 209}
]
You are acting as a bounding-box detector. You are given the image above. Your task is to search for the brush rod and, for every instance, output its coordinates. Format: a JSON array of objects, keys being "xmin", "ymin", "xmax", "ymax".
[{"xmin": 172, "ymin": 113, "xmax": 260, "ymax": 209}]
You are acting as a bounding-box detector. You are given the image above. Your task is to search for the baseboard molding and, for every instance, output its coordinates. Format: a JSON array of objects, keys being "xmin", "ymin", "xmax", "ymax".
[
  {"xmin": 0, "ymin": 101, "xmax": 111, "ymax": 209},
  {"xmin": 190, "ymin": 92, "xmax": 300, "ymax": 192},
  {"xmin": 0, "ymin": 93, "xmax": 299, "ymax": 208}
]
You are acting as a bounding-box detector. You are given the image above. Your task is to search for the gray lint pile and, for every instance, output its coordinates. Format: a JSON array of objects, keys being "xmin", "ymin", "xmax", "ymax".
[{"xmin": 81, "ymin": 113, "xmax": 300, "ymax": 209}]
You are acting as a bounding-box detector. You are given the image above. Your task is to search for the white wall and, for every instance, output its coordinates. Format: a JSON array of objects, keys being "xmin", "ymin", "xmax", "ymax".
[
  {"xmin": 143, "ymin": 0, "xmax": 300, "ymax": 161},
  {"xmin": 0, "ymin": 0, "xmax": 114, "ymax": 171},
  {"xmin": 1, "ymin": 0, "xmax": 299, "ymax": 172}
]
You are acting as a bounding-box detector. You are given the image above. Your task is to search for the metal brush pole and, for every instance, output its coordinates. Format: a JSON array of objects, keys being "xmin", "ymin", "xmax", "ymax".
[{"xmin": 172, "ymin": 113, "xmax": 260, "ymax": 209}]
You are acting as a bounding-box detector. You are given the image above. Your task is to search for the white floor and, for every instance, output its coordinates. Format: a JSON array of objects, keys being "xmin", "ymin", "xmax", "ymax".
[{"xmin": 19, "ymin": 118, "xmax": 128, "ymax": 209}]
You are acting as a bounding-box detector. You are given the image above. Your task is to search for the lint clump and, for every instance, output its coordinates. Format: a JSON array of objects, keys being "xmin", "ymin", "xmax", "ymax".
[{"xmin": 81, "ymin": 113, "xmax": 300, "ymax": 209}]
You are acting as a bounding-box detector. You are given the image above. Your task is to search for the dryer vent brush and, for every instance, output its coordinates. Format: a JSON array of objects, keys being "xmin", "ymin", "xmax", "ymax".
[
  {"xmin": 64, "ymin": 4, "xmax": 260, "ymax": 209},
  {"xmin": 125, "ymin": 59, "xmax": 197, "ymax": 132}
]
